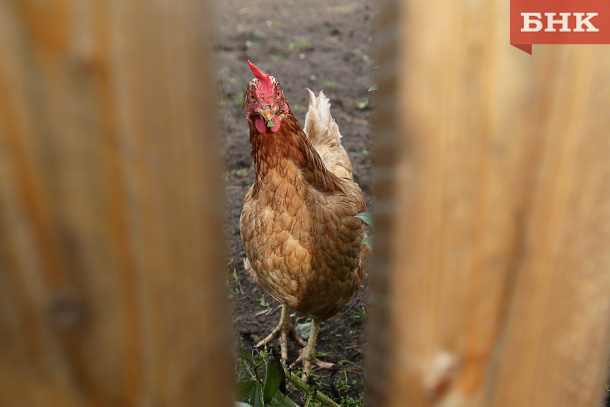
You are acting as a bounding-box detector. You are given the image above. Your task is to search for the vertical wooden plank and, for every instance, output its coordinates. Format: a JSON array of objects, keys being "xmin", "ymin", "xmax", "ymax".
[
  {"xmin": 365, "ymin": 1, "xmax": 401, "ymax": 404},
  {"xmin": 0, "ymin": 1, "xmax": 233, "ymax": 406},
  {"xmin": 369, "ymin": 0, "xmax": 610, "ymax": 406}
]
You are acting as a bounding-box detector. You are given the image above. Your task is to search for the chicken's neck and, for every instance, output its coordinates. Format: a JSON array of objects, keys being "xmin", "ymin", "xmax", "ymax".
[{"xmin": 249, "ymin": 112, "xmax": 343, "ymax": 195}]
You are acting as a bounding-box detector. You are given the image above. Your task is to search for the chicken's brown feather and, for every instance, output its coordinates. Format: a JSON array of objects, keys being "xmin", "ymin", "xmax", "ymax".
[{"xmin": 240, "ymin": 90, "xmax": 366, "ymax": 322}]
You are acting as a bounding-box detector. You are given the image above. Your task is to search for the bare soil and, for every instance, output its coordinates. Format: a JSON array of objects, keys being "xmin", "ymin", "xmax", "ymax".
[{"xmin": 214, "ymin": 0, "xmax": 375, "ymax": 404}]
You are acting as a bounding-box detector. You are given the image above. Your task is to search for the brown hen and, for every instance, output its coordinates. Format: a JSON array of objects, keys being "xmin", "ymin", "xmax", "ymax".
[{"xmin": 240, "ymin": 61, "xmax": 368, "ymax": 378}]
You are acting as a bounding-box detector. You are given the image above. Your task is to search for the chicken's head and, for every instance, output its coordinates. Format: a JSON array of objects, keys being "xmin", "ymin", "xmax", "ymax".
[{"xmin": 245, "ymin": 61, "xmax": 289, "ymax": 134}]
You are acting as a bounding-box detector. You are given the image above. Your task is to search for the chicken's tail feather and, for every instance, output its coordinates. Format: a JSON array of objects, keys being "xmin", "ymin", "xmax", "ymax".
[
  {"xmin": 304, "ymin": 89, "xmax": 353, "ymax": 180},
  {"xmin": 304, "ymin": 89, "xmax": 341, "ymax": 147}
]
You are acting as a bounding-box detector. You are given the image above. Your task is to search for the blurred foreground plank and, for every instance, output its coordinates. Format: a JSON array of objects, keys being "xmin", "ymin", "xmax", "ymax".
[
  {"xmin": 0, "ymin": 1, "xmax": 232, "ymax": 406},
  {"xmin": 369, "ymin": 1, "xmax": 610, "ymax": 406}
]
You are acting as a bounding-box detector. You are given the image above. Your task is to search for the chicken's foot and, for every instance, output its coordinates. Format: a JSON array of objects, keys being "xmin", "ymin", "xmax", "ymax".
[
  {"xmin": 256, "ymin": 305, "xmax": 306, "ymax": 362},
  {"xmin": 290, "ymin": 319, "xmax": 335, "ymax": 380}
]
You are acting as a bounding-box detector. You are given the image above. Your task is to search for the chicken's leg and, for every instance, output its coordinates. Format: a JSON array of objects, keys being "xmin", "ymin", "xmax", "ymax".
[
  {"xmin": 290, "ymin": 319, "xmax": 335, "ymax": 379},
  {"xmin": 256, "ymin": 305, "xmax": 306, "ymax": 362}
]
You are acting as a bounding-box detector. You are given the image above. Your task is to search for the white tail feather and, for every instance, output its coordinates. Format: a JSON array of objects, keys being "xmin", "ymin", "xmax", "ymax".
[
  {"xmin": 303, "ymin": 89, "xmax": 353, "ymax": 180},
  {"xmin": 304, "ymin": 89, "xmax": 342, "ymax": 148}
]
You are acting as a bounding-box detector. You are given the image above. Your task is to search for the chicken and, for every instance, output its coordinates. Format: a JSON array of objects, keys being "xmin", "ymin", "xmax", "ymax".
[{"xmin": 240, "ymin": 61, "xmax": 368, "ymax": 378}]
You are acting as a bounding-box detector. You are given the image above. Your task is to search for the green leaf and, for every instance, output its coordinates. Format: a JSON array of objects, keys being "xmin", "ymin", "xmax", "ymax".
[
  {"xmin": 355, "ymin": 212, "xmax": 374, "ymax": 228},
  {"xmin": 246, "ymin": 382, "xmax": 264, "ymax": 407},
  {"xmin": 235, "ymin": 167, "xmax": 249, "ymax": 176},
  {"xmin": 237, "ymin": 380, "xmax": 257, "ymax": 401},
  {"xmin": 357, "ymin": 100, "xmax": 368, "ymax": 109},
  {"xmin": 267, "ymin": 119, "xmax": 278, "ymax": 127},
  {"xmin": 362, "ymin": 235, "xmax": 374, "ymax": 248},
  {"xmin": 263, "ymin": 358, "xmax": 284, "ymax": 403},
  {"xmin": 268, "ymin": 392, "xmax": 298, "ymax": 406},
  {"xmin": 368, "ymin": 84, "xmax": 378, "ymax": 92},
  {"xmin": 236, "ymin": 347, "xmax": 255, "ymax": 367},
  {"xmin": 235, "ymin": 91, "xmax": 245, "ymax": 107}
]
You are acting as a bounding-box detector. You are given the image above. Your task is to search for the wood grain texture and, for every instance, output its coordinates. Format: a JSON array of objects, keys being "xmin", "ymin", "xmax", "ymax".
[
  {"xmin": 369, "ymin": 0, "xmax": 610, "ymax": 406},
  {"xmin": 0, "ymin": 1, "xmax": 232, "ymax": 406}
]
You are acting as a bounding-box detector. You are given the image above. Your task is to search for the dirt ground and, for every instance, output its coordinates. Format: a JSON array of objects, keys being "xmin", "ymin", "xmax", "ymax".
[{"xmin": 214, "ymin": 0, "xmax": 375, "ymax": 404}]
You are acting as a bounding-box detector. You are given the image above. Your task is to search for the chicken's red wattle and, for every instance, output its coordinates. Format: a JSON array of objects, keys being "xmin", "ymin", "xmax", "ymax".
[{"xmin": 255, "ymin": 116, "xmax": 281, "ymax": 133}]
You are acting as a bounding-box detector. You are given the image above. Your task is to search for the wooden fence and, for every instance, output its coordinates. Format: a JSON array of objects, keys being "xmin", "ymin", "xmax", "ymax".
[
  {"xmin": 0, "ymin": 1, "xmax": 232, "ymax": 406},
  {"xmin": 368, "ymin": 0, "xmax": 610, "ymax": 406},
  {"xmin": 1, "ymin": 0, "xmax": 609, "ymax": 406}
]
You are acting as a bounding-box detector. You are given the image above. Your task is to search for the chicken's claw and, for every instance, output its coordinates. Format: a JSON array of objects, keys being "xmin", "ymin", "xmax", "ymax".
[
  {"xmin": 255, "ymin": 305, "xmax": 306, "ymax": 362},
  {"xmin": 290, "ymin": 352, "xmax": 336, "ymax": 380},
  {"xmin": 289, "ymin": 319, "xmax": 335, "ymax": 380}
]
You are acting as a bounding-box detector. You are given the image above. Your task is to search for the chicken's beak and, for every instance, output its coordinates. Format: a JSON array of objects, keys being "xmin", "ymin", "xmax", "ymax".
[{"xmin": 260, "ymin": 106, "xmax": 275, "ymax": 122}]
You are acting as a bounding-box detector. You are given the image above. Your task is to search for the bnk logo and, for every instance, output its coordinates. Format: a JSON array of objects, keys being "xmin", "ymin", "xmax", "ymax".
[
  {"xmin": 510, "ymin": 0, "xmax": 610, "ymax": 54},
  {"xmin": 521, "ymin": 13, "xmax": 599, "ymax": 32}
]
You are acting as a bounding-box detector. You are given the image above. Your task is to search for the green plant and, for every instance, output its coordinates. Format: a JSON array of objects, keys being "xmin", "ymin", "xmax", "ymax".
[
  {"xmin": 296, "ymin": 38, "xmax": 311, "ymax": 48},
  {"xmin": 357, "ymin": 100, "xmax": 369, "ymax": 110},
  {"xmin": 322, "ymin": 79, "xmax": 337, "ymax": 89},
  {"xmin": 236, "ymin": 347, "xmax": 295, "ymax": 407},
  {"xmin": 333, "ymin": 371, "xmax": 365, "ymax": 407},
  {"xmin": 222, "ymin": 167, "xmax": 250, "ymax": 183},
  {"xmin": 245, "ymin": 40, "xmax": 259, "ymax": 49},
  {"xmin": 231, "ymin": 268, "xmax": 243, "ymax": 295},
  {"xmin": 235, "ymin": 167, "xmax": 249, "ymax": 177},
  {"xmin": 258, "ymin": 294, "xmax": 270, "ymax": 308},
  {"xmin": 235, "ymin": 91, "xmax": 245, "ymax": 107},
  {"xmin": 350, "ymin": 305, "xmax": 367, "ymax": 320},
  {"xmin": 355, "ymin": 212, "xmax": 373, "ymax": 248},
  {"xmin": 226, "ymin": 260, "xmax": 243, "ymax": 300},
  {"xmin": 235, "ymin": 347, "xmax": 341, "ymax": 407}
]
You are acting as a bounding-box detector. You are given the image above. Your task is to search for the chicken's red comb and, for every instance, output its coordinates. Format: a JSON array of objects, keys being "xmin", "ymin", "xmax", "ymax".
[{"xmin": 248, "ymin": 60, "xmax": 273, "ymax": 94}]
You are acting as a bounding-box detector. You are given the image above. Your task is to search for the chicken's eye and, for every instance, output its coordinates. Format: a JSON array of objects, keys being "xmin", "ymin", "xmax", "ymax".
[
  {"xmin": 277, "ymin": 91, "xmax": 281, "ymax": 98},
  {"xmin": 250, "ymin": 94, "xmax": 256, "ymax": 101}
]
